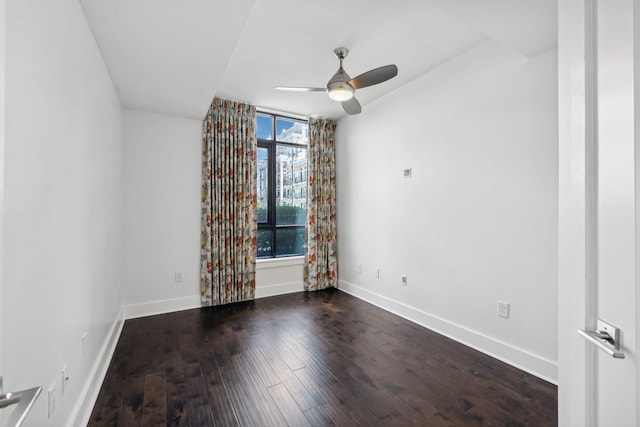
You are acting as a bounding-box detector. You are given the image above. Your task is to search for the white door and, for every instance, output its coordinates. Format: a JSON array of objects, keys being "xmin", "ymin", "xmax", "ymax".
[
  {"xmin": 0, "ymin": 0, "xmax": 5, "ymax": 424},
  {"xmin": 0, "ymin": 0, "xmax": 5, "ymax": 423},
  {"xmin": 559, "ymin": 0, "xmax": 638, "ymax": 426}
]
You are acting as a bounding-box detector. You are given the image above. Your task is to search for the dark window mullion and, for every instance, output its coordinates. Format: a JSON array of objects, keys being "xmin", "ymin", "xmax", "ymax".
[
  {"xmin": 268, "ymin": 139, "xmax": 276, "ymax": 257},
  {"xmin": 256, "ymin": 111, "xmax": 308, "ymax": 259},
  {"xmin": 274, "ymin": 224, "xmax": 305, "ymax": 228},
  {"xmin": 257, "ymin": 141, "xmax": 269, "ymax": 225}
]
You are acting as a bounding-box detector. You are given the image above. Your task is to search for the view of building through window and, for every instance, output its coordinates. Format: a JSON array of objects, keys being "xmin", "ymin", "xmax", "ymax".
[{"xmin": 256, "ymin": 113, "xmax": 308, "ymax": 258}]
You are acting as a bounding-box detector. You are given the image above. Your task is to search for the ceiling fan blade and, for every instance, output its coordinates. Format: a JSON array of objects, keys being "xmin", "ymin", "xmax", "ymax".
[
  {"xmin": 342, "ymin": 97, "xmax": 361, "ymax": 115},
  {"xmin": 274, "ymin": 86, "xmax": 325, "ymax": 92},
  {"xmin": 348, "ymin": 65, "xmax": 398, "ymax": 90}
]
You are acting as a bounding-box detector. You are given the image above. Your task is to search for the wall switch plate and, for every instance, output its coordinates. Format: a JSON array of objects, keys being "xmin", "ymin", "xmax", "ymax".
[
  {"xmin": 375, "ymin": 268, "xmax": 380, "ymax": 278},
  {"xmin": 497, "ymin": 301, "xmax": 510, "ymax": 318},
  {"xmin": 174, "ymin": 271, "xmax": 184, "ymax": 282},
  {"xmin": 401, "ymin": 275, "xmax": 408, "ymax": 286},
  {"xmin": 357, "ymin": 264, "xmax": 362, "ymax": 274},
  {"xmin": 48, "ymin": 382, "xmax": 56, "ymax": 418}
]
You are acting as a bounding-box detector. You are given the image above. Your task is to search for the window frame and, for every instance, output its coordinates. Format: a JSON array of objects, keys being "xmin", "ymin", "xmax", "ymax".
[{"xmin": 256, "ymin": 112, "xmax": 308, "ymax": 259}]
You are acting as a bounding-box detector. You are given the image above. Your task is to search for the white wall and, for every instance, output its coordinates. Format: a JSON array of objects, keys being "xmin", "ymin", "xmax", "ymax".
[
  {"xmin": 336, "ymin": 40, "xmax": 558, "ymax": 382},
  {"xmin": 123, "ymin": 109, "xmax": 304, "ymax": 318},
  {"xmin": 3, "ymin": 0, "xmax": 124, "ymax": 426},
  {"xmin": 123, "ymin": 109, "xmax": 202, "ymax": 316}
]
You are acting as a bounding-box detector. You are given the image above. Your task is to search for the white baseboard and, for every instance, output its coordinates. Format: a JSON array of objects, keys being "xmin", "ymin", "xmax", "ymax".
[
  {"xmin": 338, "ymin": 280, "xmax": 558, "ymax": 384},
  {"xmin": 69, "ymin": 307, "xmax": 125, "ymax": 427},
  {"xmin": 255, "ymin": 281, "xmax": 304, "ymax": 298},
  {"xmin": 125, "ymin": 295, "xmax": 201, "ymax": 319},
  {"xmin": 124, "ymin": 283, "xmax": 305, "ymax": 320}
]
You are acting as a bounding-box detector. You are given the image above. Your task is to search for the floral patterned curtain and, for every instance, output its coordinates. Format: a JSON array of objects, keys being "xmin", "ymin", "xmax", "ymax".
[
  {"xmin": 200, "ymin": 98, "xmax": 257, "ymax": 306},
  {"xmin": 304, "ymin": 118, "xmax": 338, "ymax": 291}
]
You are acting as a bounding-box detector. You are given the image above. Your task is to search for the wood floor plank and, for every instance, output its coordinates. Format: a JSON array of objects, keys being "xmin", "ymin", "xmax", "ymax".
[
  {"xmin": 141, "ymin": 372, "xmax": 167, "ymax": 427},
  {"xmin": 294, "ymin": 368, "xmax": 359, "ymax": 427},
  {"xmin": 231, "ymin": 352, "xmax": 288, "ymax": 426},
  {"xmin": 117, "ymin": 373, "xmax": 146, "ymax": 426},
  {"xmin": 164, "ymin": 354, "xmax": 188, "ymax": 427},
  {"xmin": 262, "ymin": 331, "xmax": 307, "ymax": 371},
  {"xmin": 246, "ymin": 337, "xmax": 320, "ymax": 413},
  {"xmin": 242, "ymin": 341, "xmax": 282, "ymax": 388},
  {"xmin": 296, "ymin": 335, "xmax": 404, "ymax": 420},
  {"xmin": 302, "ymin": 405, "xmax": 336, "ymax": 426},
  {"xmin": 182, "ymin": 362, "xmax": 215, "ymax": 427},
  {"xmin": 308, "ymin": 371, "xmax": 384, "ymax": 426},
  {"xmin": 89, "ymin": 288, "xmax": 558, "ymax": 426},
  {"xmin": 194, "ymin": 344, "xmax": 240, "ymax": 427},
  {"xmin": 217, "ymin": 358, "xmax": 267, "ymax": 427},
  {"xmin": 267, "ymin": 383, "xmax": 312, "ymax": 427}
]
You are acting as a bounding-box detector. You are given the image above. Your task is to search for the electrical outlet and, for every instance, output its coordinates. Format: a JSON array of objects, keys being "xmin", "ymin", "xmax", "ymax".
[
  {"xmin": 401, "ymin": 275, "xmax": 408, "ymax": 286},
  {"xmin": 82, "ymin": 332, "xmax": 88, "ymax": 359},
  {"xmin": 48, "ymin": 382, "xmax": 56, "ymax": 418},
  {"xmin": 497, "ymin": 301, "xmax": 510, "ymax": 318},
  {"xmin": 174, "ymin": 271, "xmax": 184, "ymax": 282},
  {"xmin": 61, "ymin": 364, "xmax": 68, "ymax": 396},
  {"xmin": 375, "ymin": 268, "xmax": 380, "ymax": 278}
]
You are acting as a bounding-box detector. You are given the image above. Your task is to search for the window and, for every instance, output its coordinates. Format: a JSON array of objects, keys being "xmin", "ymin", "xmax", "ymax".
[{"xmin": 256, "ymin": 113, "xmax": 309, "ymax": 258}]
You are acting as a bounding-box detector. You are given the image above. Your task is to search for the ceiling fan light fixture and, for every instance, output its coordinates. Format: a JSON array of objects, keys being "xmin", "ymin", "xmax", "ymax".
[
  {"xmin": 275, "ymin": 47, "xmax": 397, "ymax": 115},
  {"xmin": 327, "ymin": 81, "xmax": 354, "ymax": 101}
]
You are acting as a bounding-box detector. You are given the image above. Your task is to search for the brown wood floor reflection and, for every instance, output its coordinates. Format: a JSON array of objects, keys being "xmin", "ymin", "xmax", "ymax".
[{"xmin": 88, "ymin": 288, "xmax": 557, "ymax": 426}]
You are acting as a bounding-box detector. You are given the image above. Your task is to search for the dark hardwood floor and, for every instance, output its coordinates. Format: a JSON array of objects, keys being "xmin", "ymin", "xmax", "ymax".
[{"xmin": 88, "ymin": 288, "xmax": 557, "ymax": 426}]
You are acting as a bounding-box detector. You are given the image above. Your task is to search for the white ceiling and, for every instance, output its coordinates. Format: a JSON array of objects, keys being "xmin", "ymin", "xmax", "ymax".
[{"xmin": 80, "ymin": 0, "xmax": 557, "ymax": 121}]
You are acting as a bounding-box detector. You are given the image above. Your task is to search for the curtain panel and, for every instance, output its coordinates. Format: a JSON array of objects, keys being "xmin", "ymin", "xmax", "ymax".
[
  {"xmin": 200, "ymin": 98, "xmax": 257, "ymax": 306},
  {"xmin": 304, "ymin": 118, "xmax": 338, "ymax": 291}
]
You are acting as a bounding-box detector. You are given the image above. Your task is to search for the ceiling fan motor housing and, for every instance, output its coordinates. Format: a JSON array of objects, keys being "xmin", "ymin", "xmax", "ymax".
[
  {"xmin": 326, "ymin": 71, "xmax": 354, "ymax": 101},
  {"xmin": 327, "ymin": 48, "xmax": 353, "ymax": 101}
]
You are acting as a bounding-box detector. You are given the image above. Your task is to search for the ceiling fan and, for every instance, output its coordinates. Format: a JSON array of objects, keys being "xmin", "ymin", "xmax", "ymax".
[{"xmin": 274, "ymin": 47, "xmax": 398, "ymax": 115}]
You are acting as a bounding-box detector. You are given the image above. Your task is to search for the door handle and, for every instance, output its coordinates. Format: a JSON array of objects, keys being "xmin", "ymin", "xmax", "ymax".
[
  {"xmin": 578, "ymin": 318, "xmax": 625, "ymax": 359},
  {"xmin": 0, "ymin": 377, "xmax": 42, "ymax": 427}
]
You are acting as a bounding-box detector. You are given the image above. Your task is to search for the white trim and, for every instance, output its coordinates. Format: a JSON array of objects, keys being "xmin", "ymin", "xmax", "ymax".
[
  {"xmin": 255, "ymin": 281, "xmax": 304, "ymax": 299},
  {"xmin": 583, "ymin": 1, "xmax": 599, "ymax": 424},
  {"xmin": 257, "ymin": 256, "xmax": 304, "ymax": 270},
  {"xmin": 558, "ymin": 0, "xmax": 591, "ymax": 424},
  {"xmin": 69, "ymin": 307, "xmax": 125, "ymax": 427},
  {"xmin": 125, "ymin": 295, "xmax": 201, "ymax": 319},
  {"xmin": 124, "ymin": 279, "xmax": 306, "ymax": 319},
  {"xmin": 0, "ymin": 1, "xmax": 5, "ymax": 424},
  {"xmin": 338, "ymin": 280, "xmax": 558, "ymax": 384},
  {"xmin": 635, "ymin": 2, "xmax": 640, "ymax": 423}
]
